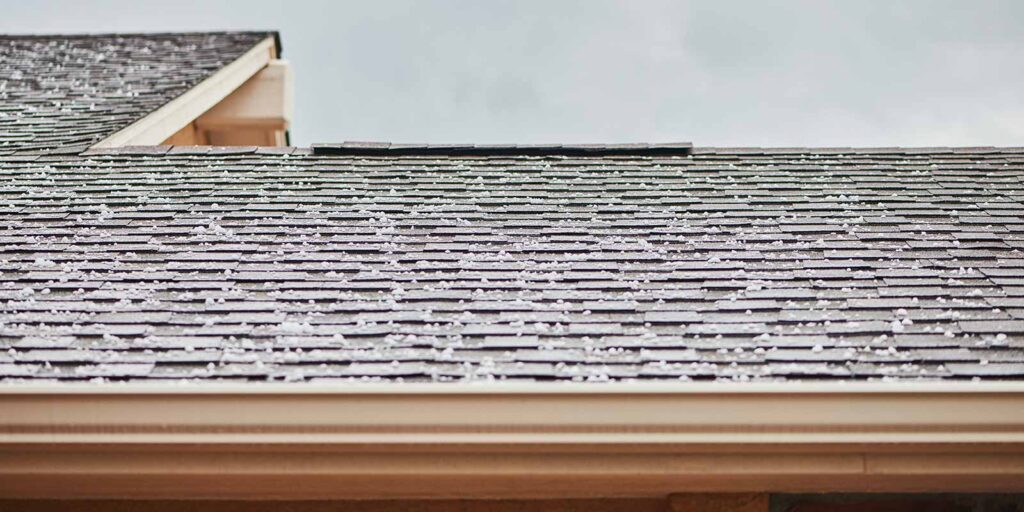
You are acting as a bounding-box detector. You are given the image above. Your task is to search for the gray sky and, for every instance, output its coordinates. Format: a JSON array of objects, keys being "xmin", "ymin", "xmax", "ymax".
[{"xmin": 3, "ymin": 0, "xmax": 1024, "ymax": 147}]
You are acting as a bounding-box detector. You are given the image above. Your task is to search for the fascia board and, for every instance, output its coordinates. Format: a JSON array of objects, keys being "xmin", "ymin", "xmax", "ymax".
[{"xmin": 1, "ymin": 382, "xmax": 1023, "ymax": 498}]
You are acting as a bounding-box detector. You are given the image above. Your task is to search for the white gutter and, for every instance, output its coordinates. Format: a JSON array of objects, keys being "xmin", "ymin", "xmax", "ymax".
[{"xmin": 1, "ymin": 382, "xmax": 1023, "ymax": 498}]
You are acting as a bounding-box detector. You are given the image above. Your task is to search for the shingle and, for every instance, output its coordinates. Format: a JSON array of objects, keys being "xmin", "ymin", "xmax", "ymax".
[
  {"xmin": 644, "ymin": 311, "xmax": 701, "ymax": 323},
  {"xmin": 91, "ymin": 312, "xmax": 173, "ymax": 324},
  {"xmin": 946, "ymin": 363, "xmax": 1024, "ymax": 377},
  {"xmin": 958, "ymin": 320, "xmax": 1024, "ymax": 334},
  {"xmin": 1, "ymin": 140, "xmax": 1023, "ymax": 382}
]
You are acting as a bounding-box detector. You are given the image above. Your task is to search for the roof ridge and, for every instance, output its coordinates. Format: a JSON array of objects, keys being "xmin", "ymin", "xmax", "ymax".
[
  {"xmin": 76, "ymin": 144, "xmax": 1024, "ymax": 158},
  {"xmin": 310, "ymin": 142, "xmax": 694, "ymax": 157},
  {"xmin": 0, "ymin": 30, "xmax": 276, "ymax": 39}
]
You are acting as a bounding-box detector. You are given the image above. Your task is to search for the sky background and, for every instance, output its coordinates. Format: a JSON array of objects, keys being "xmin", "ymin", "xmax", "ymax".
[{"xmin": 2, "ymin": 0, "xmax": 1023, "ymax": 147}]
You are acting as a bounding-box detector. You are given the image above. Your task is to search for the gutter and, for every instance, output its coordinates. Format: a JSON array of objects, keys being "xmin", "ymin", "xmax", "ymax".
[{"xmin": 1, "ymin": 382, "xmax": 1023, "ymax": 498}]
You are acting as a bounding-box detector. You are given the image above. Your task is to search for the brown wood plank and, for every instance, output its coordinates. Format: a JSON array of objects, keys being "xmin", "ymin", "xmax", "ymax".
[{"xmin": 669, "ymin": 493, "xmax": 768, "ymax": 512}]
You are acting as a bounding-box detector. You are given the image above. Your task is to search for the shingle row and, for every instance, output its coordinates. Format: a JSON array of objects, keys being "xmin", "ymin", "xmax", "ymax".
[{"xmin": 0, "ymin": 148, "xmax": 1022, "ymax": 381}]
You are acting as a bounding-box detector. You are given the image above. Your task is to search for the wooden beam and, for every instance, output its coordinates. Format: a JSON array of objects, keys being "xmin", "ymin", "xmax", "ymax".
[
  {"xmin": 190, "ymin": 59, "xmax": 292, "ymax": 146},
  {"xmin": 162, "ymin": 122, "xmax": 202, "ymax": 145},
  {"xmin": 669, "ymin": 494, "xmax": 768, "ymax": 512},
  {"xmin": 0, "ymin": 499, "xmax": 669, "ymax": 512},
  {"xmin": 194, "ymin": 59, "xmax": 292, "ymax": 131}
]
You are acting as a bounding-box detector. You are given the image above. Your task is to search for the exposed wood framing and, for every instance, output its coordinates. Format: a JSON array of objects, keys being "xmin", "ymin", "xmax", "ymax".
[
  {"xmin": 194, "ymin": 59, "xmax": 292, "ymax": 146},
  {"xmin": 162, "ymin": 122, "xmax": 205, "ymax": 145},
  {"xmin": 90, "ymin": 36, "xmax": 278, "ymax": 148},
  {"xmin": 0, "ymin": 382, "xmax": 1023, "ymax": 499},
  {"xmin": 669, "ymin": 493, "xmax": 768, "ymax": 512}
]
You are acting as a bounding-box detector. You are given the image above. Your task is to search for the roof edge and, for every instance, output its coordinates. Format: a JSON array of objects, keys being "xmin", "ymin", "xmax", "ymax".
[
  {"xmin": 310, "ymin": 142, "xmax": 694, "ymax": 157},
  {"xmin": 7, "ymin": 381, "xmax": 1024, "ymax": 443},
  {"xmin": 4, "ymin": 381, "xmax": 1024, "ymax": 394},
  {"xmin": 0, "ymin": 30, "xmax": 276, "ymax": 39}
]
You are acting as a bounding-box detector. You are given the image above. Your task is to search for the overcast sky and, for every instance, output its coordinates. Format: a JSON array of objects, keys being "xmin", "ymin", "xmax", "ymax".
[{"xmin": 3, "ymin": 0, "xmax": 1023, "ymax": 147}]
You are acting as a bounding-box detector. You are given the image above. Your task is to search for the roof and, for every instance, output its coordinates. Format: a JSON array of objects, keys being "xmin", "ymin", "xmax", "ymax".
[
  {"xmin": 1, "ymin": 145, "xmax": 1022, "ymax": 383},
  {"xmin": 0, "ymin": 32, "xmax": 274, "ymax": 155},
  {"xmin": 3, "ymin": 31, "xmax": 1024, "ymax": 503}
]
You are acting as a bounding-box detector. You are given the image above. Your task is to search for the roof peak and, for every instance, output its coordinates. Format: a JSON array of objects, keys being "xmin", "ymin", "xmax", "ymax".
[{"xmin": 310, "ymin": 142, "xmax": 694, "ymax": 157}]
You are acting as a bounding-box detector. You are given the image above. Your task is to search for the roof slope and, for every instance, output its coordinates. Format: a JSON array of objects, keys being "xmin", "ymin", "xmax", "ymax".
[
  {"xmin": 0, "ymin": 32, "xmax": 273, "ymax": 155},
  {"xmin": 1, "ymin": 146, "xmax": 1023, "ymax": 382}
]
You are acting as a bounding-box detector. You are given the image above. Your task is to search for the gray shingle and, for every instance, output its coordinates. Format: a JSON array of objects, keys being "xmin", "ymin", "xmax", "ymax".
[
  {"xmin": 644, "ymin": 311, "xmax": 702, "ymax": 323},
  {"xmin": 2, "ymin": 131, "xmax": 1024, "ymax": 382}
]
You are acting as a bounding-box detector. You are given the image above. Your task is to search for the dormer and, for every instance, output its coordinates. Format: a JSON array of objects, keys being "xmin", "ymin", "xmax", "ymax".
[{"xmin": 91, "ymin": 34, "xmax": 292, "ymax": 148}]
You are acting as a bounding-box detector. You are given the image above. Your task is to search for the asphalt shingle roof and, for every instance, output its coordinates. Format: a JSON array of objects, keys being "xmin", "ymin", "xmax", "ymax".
[
  {"xmin": 0, "ymin": 32, "xmax": 273, "ymax": 155},
  {"xmin": 1, "ymin": 145, "xmax": 1023, "ymax": 382}
]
